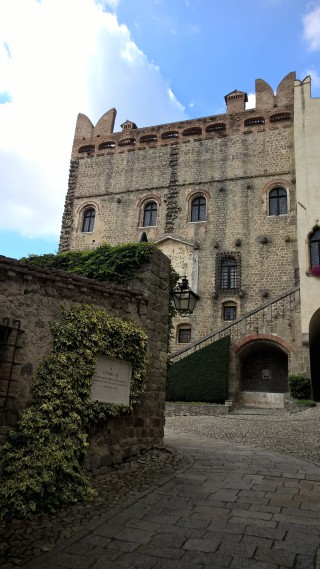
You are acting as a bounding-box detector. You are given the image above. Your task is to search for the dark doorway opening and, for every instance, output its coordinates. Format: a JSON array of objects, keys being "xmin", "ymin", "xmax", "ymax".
[
  {"xmin": 309, "ymin": 308, "xmax": 320, "ymax": 401},
  {"xmin": 240, "ymin": 341, "xmax": 288, "ymax": 393}
]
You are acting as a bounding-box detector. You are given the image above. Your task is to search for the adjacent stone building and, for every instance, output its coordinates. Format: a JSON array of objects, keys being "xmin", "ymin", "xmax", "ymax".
[
  {"xmin": 59, "ymin": 71, "xmax": 320, "ymax": 405},
  {"xmin": 294, "ymin": 76, "xmax": 320, "ymax": 400}
]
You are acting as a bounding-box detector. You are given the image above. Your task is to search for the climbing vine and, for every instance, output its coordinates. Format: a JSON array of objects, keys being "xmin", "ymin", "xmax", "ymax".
[
  {"xmin": 21, "ymin": 242, "xmax": 155, "ymax": 284},
  {"xmin": 0, "ymin": 305, "xmax": 148, "ymax": 519}
]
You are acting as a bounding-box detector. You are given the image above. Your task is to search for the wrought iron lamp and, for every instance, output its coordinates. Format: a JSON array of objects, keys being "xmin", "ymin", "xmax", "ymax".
[{"xmin": 172, "ymin": 276, "xmax": 199, "ymax": 317}]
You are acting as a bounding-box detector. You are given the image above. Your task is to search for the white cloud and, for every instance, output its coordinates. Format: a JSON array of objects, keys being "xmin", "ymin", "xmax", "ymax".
[
  {"xmin": 246, "ymin": 93, "xmax": 256, "ymax": 109},
  {"xmin": 0, "ymin": 0, "xmax": 187, "ymax": 239},
  {"xmin": 304, "ymin": 67, "xmax": 320, "ymax": 88},
  {"xmin": 303, "ymin": 2, "xmax": 320, "ymax": 51},
  {"xmin": 98, "ymin": 0, "xmax": 119, "ymax": 8},
  {"xmin": 167, "ymin": 88, "xmax": 185, "ymax": 112}
]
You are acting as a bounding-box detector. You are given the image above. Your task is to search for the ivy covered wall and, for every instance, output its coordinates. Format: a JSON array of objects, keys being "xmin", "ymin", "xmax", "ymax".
[{"xmin": 0, "ymin": 248, "xmax": 171, "ymax": 473}]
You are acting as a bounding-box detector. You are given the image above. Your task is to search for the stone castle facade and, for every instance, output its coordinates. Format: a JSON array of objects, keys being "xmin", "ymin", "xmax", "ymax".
[{"xmin": 59, "ymin": 71, "xmax": 320, "ymax": 406}]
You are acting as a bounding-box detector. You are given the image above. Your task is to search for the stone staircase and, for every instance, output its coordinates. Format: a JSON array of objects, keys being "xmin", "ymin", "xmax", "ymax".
[{"xmin": 170, "ymin": 287, "xmax": 300, "ymax": 363}]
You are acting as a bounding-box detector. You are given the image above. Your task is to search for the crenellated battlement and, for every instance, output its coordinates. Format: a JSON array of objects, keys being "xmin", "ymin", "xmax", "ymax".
[{"xmin": 71, "ymin": 72, "xmax": 295, "ymax": 160}]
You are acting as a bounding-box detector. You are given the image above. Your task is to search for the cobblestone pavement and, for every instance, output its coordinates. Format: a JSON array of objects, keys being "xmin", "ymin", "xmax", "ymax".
[
  {"xmin": 13, "ymin": 407, "xmax": 320, "ymax": 569},
  {"xmin": 0, "ymin": 449, "xmax": 186, "ymax": 569},
  {"xmin": 166, "ymin": 405, "xmax": 320, "ymax": 464}
]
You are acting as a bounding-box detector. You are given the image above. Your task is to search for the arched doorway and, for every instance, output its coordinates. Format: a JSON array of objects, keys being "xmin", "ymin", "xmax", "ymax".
[
  {"xmin": 309, "ymin": 308, "xmax": 320, "ymax": 400},
  {"xmin": 238, "ymin": 340, "xmax": 288, "ymax": 407}
]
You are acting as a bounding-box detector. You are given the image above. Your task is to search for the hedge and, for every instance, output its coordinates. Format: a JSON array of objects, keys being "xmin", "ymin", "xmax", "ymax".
[
  {"xmin": 166, "ymin": 336, "xmax": 230, "ymax": 402},
  {"xmin": 288, "ymin": 375, "xmax": 312, "ymax": 400}
]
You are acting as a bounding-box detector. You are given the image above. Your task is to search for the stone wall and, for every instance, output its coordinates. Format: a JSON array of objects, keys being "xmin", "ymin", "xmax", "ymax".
[
  {"xmin": 59, "ymin": 72, "xmax": 298, "ymax": 352},
  {"xmin": 0, "ymin": 250, "xmax": 171, "ymax": 470}
]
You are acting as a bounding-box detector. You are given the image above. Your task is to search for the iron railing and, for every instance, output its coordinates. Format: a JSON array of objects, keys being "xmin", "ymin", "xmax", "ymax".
[{"xmin": 170, "ymin": 287, "xmax": 300, "ymax": 363}]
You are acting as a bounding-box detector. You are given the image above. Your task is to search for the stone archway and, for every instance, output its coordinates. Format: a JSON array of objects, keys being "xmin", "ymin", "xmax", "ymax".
[
  {"xmin": 235, "ymin": 336, "xmax": 290, "ymax": 408},
  {"xmin": 309, "ymin": 308, "xmax": 320, "ymax": 400}
]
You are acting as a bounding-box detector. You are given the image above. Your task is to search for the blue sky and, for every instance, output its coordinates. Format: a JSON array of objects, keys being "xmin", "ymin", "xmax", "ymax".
[{"xmin": 0, "ymin": 0, "xmax": 320, "ymax": 259}]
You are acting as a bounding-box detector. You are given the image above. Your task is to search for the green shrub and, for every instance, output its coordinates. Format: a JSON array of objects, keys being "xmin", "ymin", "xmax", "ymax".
[
  {"xmin": 288, "ymin": 375, "xmax": 312, "ymax": 400},
  {"xmin": 0, "ymin": 305, "xmax": 148, "ymax": 519},
  {"xmin": 21, "ymin": 242, "xmax": 155, "ymax": 285},
  {"xmin": 294, "ymin": 399, "xmax": 316, "ymax": 407},
  {"xmin": 167, "ymin": 336, "xmax": 230, "ymax": 402}
]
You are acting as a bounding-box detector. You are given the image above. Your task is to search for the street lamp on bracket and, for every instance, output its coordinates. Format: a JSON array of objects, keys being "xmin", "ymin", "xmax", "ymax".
[{"xmin": 171, "ymin": 276, "xmax": 200, "ymax": 317}]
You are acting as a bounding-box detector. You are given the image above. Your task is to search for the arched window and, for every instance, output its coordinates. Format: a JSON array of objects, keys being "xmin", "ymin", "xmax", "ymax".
[
  {"xmin": 177, "ymin": 325, "xmax": 191, "ymax": 344},
  {"xmin": 220, "ymin": 256, "xmax": 238, "ymax": 290},
  {"xmin": 206, "ymin": 123, "xmax": 226, "ymax": 133},
  {"xmin": 140, "ymin": 134, "xmax": 157, "ymax": 143},
  {"xmin": 161, "ymin": 131, "xmax": 179, "ymax": 139},
  {"xmin": 244, "ymin": 117, "xmax": 265, "ymax": 126},
  {"xmin": 78, "ymin": 144, "xmax": 95, "ymax": 154},
  {"xmin": 310, "ymin": 228, "xmax": 320, "ymax": 269},
  {"xmin": 270, "ymin": 112, "xmax": 291, "ymax": 123},
  {"xmin": 182, "ymin": 127, "xmax": 202, "ymax": 136},
  {"xmin": 143, "ymin": 201, "xmax": 157, "ymax": 227},
  {"xmin": 269, "ymin": 187, "xmax": 287, "ymax": 216},
  {"xmin": 191, "ymin": 196, "xmax": 206, "ymax": 222},
  {"xmin": 82, "ymin": 208, "xmax": 95, "ymax": 232}
]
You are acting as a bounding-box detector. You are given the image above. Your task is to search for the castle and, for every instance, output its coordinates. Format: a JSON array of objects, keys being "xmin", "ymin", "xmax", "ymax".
[{"xmin": 59, "ymin": 72, "xmax": 320, "ymax": 407}]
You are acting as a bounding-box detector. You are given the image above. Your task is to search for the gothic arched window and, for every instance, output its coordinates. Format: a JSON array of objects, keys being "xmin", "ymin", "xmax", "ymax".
[
  {"xmin": 310, "ymin": 228, "xmax": 320, "ymax": 269},
  {"xmin": 191, "ymin": 196, "xmax": 206, "ymax": 222},
  {"xmin": 143, "ymin": 201, "xmax": 157, "ymax": 227},
  {"xmin": 269, "ymin": 187, "xmax": 288, "ymax": 216},
  {"xmin": 82, "ymin": 207, "xmax": 95, "ymax": 232}
]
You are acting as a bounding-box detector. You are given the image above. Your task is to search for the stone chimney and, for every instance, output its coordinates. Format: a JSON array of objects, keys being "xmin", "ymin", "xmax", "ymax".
[
  {"xmin": 225, "ymin": 90, "xmax": 248, "ymax": 113},
  {"xmin": 121, "ymin": 120, "xmax": 137, "ymax": 131}
]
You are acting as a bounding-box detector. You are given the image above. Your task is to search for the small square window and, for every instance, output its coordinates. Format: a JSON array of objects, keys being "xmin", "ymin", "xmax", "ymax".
[
  {"xmin": 178, "ymin": 327, "xmax": 191, "ymax": 343},
  {"xmin": 223, "ymin": 306, "xmax": 237, "ymax": 321}
]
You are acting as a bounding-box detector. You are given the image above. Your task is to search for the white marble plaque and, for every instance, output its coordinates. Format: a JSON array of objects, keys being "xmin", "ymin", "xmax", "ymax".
[{"xmin": 91, "ymin": 356, "xmax": 132, "ymax": 405}]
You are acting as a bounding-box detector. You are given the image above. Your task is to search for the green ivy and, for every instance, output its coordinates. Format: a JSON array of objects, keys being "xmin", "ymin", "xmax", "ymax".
[
  {"xmin": 21, "ymin": 242, "xmax": 155, "ymax": 284},
  {"xmin": 0, "ymin": 305, "xmax": 148, "ymax": 519}
]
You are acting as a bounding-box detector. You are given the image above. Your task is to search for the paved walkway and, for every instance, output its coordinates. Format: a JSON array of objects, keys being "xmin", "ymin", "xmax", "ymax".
[{"xmin": 24, "ymin": 430, "xmax": 320, "ymax": 569}]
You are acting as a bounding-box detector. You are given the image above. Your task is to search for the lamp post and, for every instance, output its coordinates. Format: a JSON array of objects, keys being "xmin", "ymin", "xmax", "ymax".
[{"xmin": 172, "ymin": 276, "xmax": 199, "ymax": 317}]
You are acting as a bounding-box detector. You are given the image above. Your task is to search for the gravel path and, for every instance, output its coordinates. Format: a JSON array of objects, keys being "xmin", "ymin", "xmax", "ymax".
[{"xmin": 165, "ymin": 405, "xmax": 320, "ymax": 465}]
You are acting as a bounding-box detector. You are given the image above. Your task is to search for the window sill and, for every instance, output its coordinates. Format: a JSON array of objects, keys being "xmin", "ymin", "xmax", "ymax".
[
  {"xmin": 139, "ymin": 225, "xmax": 157, "ymax": 229},
  {"xmin": 306, "ymin": 272, "xmax": 320, "ymax": 277},
  {"xmin": 189, "ymin": 221, "xmax": 206, "ymax": 224}
]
